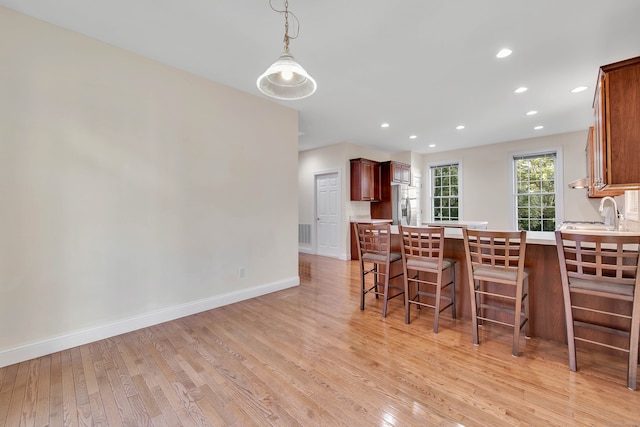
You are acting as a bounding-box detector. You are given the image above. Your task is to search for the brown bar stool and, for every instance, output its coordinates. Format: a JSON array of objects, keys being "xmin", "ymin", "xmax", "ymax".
[
  {"xmin": 462, "ymin": 229, "xmax": 530, "ymax": 357},
  {"xmin": 354, "ymin": 222, "xmax": 404, "ymax": 317},
  {"xmin": 399, "ymin": 225, "xmax": 456, "ymax": 332},
  {"xmin": 555, "ymin": 230, "xmax": 640, "ymax": 390}
]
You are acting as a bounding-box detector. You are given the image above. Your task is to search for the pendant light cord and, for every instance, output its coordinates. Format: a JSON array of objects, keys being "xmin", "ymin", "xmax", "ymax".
[{"xmin": 269, "ymin": 0, "xmax": 300, "ymax": 53}]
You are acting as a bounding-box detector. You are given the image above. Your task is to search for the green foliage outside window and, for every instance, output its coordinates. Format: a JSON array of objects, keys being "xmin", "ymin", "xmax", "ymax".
[
  {"xmin": 515, "ymin": 154, "xmax": 556, "ymax": 231},
  {"xmin": 432, "ymin": 163, "xmax": 459, "ymax": 221}
]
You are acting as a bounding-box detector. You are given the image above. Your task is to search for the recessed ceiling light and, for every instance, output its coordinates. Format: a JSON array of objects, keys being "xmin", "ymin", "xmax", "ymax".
[
  {"xmin": 381, "ymin": 123, "xmax": 389, "ymax": 128},
  {"xmin": 534, "ymin": 125, "xmax": 544, "ymax": 130},
  {"xmin": 526, "ymin": 110, "xmax": 538, "ymax": 116},
  {"xmin": 409, "ymin": 135, "xmax": 417, "ymax": 140},
  {"xmin": 456, "ymin": 125, "xmax": 465, "ymax": 130},
  {"xmin": 496, "ymin": 48, "xmax": 512, "ymax": 58},
  {"xmin": 429, "ymin": 144, "xmax": 436, "ymax": 148},
  {"xmin": 571, "ymin": 86, "xmax": 588, "ymax": 93},
  {"xmin": 514, "ymin": 87, "xmax": 528, "ymax": 94}
]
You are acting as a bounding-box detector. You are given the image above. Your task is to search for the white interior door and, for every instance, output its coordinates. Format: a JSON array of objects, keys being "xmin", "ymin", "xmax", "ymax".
[{"xmin": 316, "ymin": 172, "xmax": 340, "ymax": 258}]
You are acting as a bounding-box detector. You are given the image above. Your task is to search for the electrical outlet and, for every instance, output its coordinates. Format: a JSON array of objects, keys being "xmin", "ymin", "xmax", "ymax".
[{"xmin": 239, "ymin": 267, "xmax": 247, "ymax": 278}]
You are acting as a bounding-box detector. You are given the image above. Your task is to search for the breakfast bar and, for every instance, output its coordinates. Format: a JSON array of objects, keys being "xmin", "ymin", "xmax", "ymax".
[
  {"xmin": 365, "ymin": 222, "xmax": 636, "ymax": 349},
  {"xmin": 352, "ymin": 219, "xmax": 564, "ymax": 340}
]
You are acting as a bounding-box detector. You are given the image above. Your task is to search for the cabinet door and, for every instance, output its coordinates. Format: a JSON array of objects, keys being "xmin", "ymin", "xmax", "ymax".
[
  {"xmin": 392, "ymin": 163, "xmax": 403, "ymax": 183},
  {"xmin": 587, "ymin": 126, "xmax": 623, "ymax": 198},
  {"xmin": 594, "ymin": 56, "xmax": 640, "ymax": 190},
  {"xmin": 592, "ymin": 74, "xmax": 606, "ymax": 189},
  {"xmin": 372, "ymin": 162, "xmax": 381, "ymax": 200},
  {"xmin": 390, "ymin": 162, "xmax": 411, "ymax": 184},
  {"xmin": 360, "ymin": 160, "xmax": 374, "ymax": 200},
  {"xmin": 606, "ymin": 60, "xmax": 640, "ymax": 187},
  {"xmin": 401, "ymin": 165, "xmax": 411, "ymax": 184},
  {"xmin": 350, "ymin": 159, "xmax": 380, "ymax": 201}
]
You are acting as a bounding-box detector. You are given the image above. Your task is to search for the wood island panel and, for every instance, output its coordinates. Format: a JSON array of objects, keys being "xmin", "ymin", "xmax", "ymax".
[{"xmin": 439, "ymin": 238, "xmax": 567, "ymax": 343}]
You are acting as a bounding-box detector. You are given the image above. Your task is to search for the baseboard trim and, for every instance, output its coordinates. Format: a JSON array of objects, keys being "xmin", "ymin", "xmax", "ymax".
[
  {"xmin": 299, "ymin": 248, "xmax": 350, "ymax": 261},
  {"xmin": 0, "ymin": 276, "xmax": 299, "ymax": 368}
]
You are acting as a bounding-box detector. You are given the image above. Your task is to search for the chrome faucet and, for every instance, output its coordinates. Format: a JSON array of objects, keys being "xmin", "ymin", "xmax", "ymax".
[{"xmin": 599, "ymin": 196, "xmax": 619, "ymax": 230}]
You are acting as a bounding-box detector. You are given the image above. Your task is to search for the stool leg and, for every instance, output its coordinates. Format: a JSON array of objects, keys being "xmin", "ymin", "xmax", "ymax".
[
  {"xmin": 434, "ymin": 271, "xmax": 443, "ymax": 333},
  {"xmin": 627, "ymin": 291, "xmax": 640, "ymax": 390},
  {"xmin": 382, "ymin": 277, "xmax": 389, "ymax": 318},
  {"xmin": 475, "ymin": 280, "xmax": 483, "ymax": 326},
  {"xmin": 404, "ymin": 268, "xmax": 411, "ymax": 324},
  {"xmin": 469, "ymin": 278, "xmax": 479, "ymax": 346},
  {"xmin": 374, "ymin": 264, "xmax": 380, "ymax": 299},
  {"xmin": 450, "ymin": 267, "xmax": 457, "ymax": 319},
  {"xmin": 562, "ymin": 291, "xmax": 578, "ymax": 372},
  {"xmin": 381, "ymin": 260, "xmax": 389, "ymax": 318},
  {"xmin": 512, "ymin": 277, "xmax": 525, "ymax": 357},
  {"xmin": 524, "ymin": 278, "xmax": 530, "ymax": 338},
  {"xmin": 360, "ymin": 260, "xmax": 366, "ymax": 311}
]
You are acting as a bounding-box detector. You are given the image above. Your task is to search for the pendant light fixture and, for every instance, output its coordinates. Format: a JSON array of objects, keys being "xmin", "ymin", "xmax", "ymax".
[{"xmin": 257, "ymin": 0, "xmax": 317, "ymax": 101}]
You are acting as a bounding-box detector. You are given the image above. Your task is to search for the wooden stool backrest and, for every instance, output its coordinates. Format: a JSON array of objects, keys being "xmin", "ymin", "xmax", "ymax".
[
  {"xmin": 355, "ymin": 223, "xmax": 392, "ymax": 258},
  {"xmin": 463, "ymin": 229, "xmax": 527, "ymax": 273},
  {"xmin": 399, "ymin": 225, "xmax": 445, "ymax": 265},
  {"xmin": 555, "ymin": 232, "xmax": 640, "ymax": 288}
]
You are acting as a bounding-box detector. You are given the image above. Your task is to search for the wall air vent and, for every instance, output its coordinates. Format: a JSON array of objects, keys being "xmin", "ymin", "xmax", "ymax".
[{"xmin": 298, "ymin": 224, "xmax": 312, "ymax": 244}]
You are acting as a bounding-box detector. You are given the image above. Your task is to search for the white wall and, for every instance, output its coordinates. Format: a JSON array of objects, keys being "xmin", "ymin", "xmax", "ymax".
[
  {"xmin": 0, "ymin": 7, "xmax": 299, "ymax": 367},
  {"xmin": 420, "ymin": 130, "xmax": 603, "ymax": 228}
]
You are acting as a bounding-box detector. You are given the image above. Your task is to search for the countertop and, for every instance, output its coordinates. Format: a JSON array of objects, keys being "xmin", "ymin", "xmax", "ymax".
[
  {"xmin": 422, "ymin": 220, "xmax": 488, "ymax": 229},
  {"xmin": 352, "ymin": 217, "xmax": 559, "ymax": 245},
  {"xmin": 349, "ymin": 216, "xmax": 392, "ymax": 224},
  {"xmin": 422, "ymin": 220, "xmax": 555, "ymax": 245},
  {"xmin": 400, "ymin": 225, "xmax": 556, "ymax": 246},
  {"xmin": 557, "ymin": 223, "xmax": 640, "ymax": 236}
]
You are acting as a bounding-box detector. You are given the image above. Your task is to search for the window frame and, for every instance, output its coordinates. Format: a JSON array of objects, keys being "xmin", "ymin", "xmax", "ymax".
[
  {"xmin": 427, "ymin": 160, "xmax": 463, "ymax": 222},
  {"xmin": 509, "ymin": 147, "xmax": 564, "ymax": 231}
]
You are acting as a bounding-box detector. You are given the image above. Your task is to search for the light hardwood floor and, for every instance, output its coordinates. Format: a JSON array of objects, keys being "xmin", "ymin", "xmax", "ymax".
[{"xmin": 1, "ymin": 253, "xmax": 639, "ymax": 426}]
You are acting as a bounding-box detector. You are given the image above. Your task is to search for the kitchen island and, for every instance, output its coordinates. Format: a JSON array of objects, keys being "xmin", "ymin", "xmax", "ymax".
[
  {"xmin": 352, "ymin": 221, "xmax": 563, "ymax": 341},
  {"xmin": 353, "ymin": 221, "xmax": 635, "ymax": 348}
]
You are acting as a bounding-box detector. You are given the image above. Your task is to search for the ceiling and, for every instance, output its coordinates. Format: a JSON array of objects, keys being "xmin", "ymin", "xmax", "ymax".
[{"xmin": 2, "ymin": 0, "xmax": 640, "ymax": 154}]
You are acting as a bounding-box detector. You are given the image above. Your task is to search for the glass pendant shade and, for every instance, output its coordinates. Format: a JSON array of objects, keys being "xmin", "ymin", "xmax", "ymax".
[{"xmin": 257, "ymin": 51, "xmax": 317, "ymax": 100}]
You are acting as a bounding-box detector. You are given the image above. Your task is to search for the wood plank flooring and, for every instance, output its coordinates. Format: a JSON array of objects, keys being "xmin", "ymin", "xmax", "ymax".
[{"xmin": 2, "ymin": 253, "xmax": 640, "ymax": 426}]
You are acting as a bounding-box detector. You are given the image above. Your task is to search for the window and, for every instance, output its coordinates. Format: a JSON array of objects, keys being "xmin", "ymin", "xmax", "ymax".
[
  {"xmin": 430, "ymin": 162, "xmax": 460, "ymax": 221},
  {"xmin": 513, "ymin": 151, "xmax": 560, "ymax": 232}
]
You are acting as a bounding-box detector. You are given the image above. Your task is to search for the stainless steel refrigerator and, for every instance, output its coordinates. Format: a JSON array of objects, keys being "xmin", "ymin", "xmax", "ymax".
[{"xmin": 392, "ymin": 184, "xmax": 418, "ymax": 226}]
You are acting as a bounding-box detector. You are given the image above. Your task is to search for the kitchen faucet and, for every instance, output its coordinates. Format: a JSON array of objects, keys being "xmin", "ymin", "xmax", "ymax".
[{"xmin": 599, "ymin": 196, "xmax": 619, "ymax": 230}]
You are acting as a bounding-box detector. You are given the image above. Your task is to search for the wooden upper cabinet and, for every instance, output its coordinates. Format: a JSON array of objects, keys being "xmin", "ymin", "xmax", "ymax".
[
  {"xmin": 350, "ymin": 158, "xmax": 380, "ymax": 201},
  {"xmin": 593, "ymin": 56, "xmax": 640, "ymax": 190},
  {"xmin": 384, "ymin": 161, "xmax": 411, "ymax": 184},
  {"xmin": 587, "ymin": 126, "xmax": 623, "ymax": 198}
]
